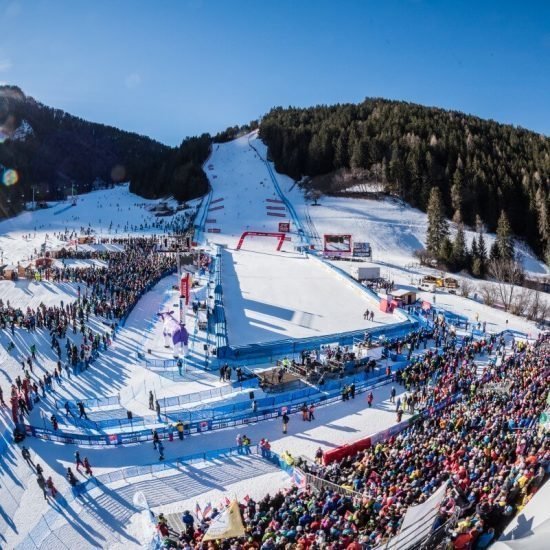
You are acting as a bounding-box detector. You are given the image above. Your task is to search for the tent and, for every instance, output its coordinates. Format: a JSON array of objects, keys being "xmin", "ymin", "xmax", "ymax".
[{"xmin": 492, "ymin": 480, "xmax": 550, "ymax": 550}]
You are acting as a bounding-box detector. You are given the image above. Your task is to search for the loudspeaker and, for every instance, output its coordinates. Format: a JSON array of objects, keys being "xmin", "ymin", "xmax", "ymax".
[{"xmin": 249, "ymin": 391, "xmax": 255, "ymax": 400}]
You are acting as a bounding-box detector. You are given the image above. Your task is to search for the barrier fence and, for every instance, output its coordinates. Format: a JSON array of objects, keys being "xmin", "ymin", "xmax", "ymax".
[
  {"xmin": 217, "ymin": 319, "xmax": 419, "ymax": 362},
  {"xmin": 24, "ymin": 373, "xmax": 393, "ymax": 446},
  {"xmin": 158, "ymin": 377, "xmax": 259, "ymax": 408}
]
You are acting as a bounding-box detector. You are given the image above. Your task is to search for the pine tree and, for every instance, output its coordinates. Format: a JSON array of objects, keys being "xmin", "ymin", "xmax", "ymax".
[
  {"xmin": 490, "ymin": 241, "xmax": 501, "ymax": 262},
  {"xmin": 426, "ymin": 187, "xmax": 449, "ymax": 256},
  {"xmin": 495, "ymin": 210, "xmax": 514, "ymax": 260},
  {"xmin": 450, "ymin": 168, "xmax": 463, "ymax": 220},
  {"xmin": 451, "ymin": 223, "xmax": 467, "ymax": 271},
  {"xmin": 535, "ymin": 187, "xmax": 549, "ymax": 264},
  {"xmin": 477, "ymin": 231, "xmax": 488, "ymax": 276},
  {"xmin": 470, "ymin": 235, "xmax": 479, "ymax": 275}
]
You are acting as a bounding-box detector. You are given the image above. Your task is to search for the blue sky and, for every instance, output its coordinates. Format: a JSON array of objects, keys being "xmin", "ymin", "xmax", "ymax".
[{"xmin": 0, "ymin": 0, "xmax": 548, "ymax": 146}]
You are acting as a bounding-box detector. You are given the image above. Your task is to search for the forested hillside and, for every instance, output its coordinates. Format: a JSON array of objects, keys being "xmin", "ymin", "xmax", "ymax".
[
  {"xmin": 0, "ymin": 86, "xmax": 209, "ymax": 217},
  {"xmin": 260, "ymin": 100, "xmax": 550, "ymax": 262}
]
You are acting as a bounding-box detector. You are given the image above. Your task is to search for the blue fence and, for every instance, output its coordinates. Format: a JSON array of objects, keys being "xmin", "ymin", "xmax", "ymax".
[
  {"xmin": 248, "ymin": 135, "xmax": 309, "ymax": 246},
  {"xmin": 217, "ymin": 319, "xmax": 418, "ymax": 362},
  {"xmin": 24, "ymin": 370, "xmax": 392, "ymax": 446},
  {"xmin": 159, "ymin": 377, "xmax": 259, "ymax": 409}
]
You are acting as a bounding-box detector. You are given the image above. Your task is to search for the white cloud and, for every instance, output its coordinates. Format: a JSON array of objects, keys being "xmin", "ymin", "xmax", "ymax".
[{"xmin": 124, "ymin": 72, "xmax": 142, "ymax": 89}]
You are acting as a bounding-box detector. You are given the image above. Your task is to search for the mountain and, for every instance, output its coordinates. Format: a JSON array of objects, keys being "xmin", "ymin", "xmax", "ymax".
[
  {"xmin": 0, "ymin": 86, "xmax": 209, "ymax": 217},
  {"xmin": 259, "ymin": 99, "xmax": 550, "ymax": 263}
]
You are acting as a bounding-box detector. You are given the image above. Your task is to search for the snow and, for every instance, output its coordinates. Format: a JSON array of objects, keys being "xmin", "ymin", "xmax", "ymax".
[
  {"xmin": 0, "ymin": 134, "xmax": 547, "ymax": 548},
  {"xmin": 221, "ymin": 247, "xmax": 393, "ymax": 346},
  {"xmin": 10, "ymin": 120, "xmax": 34, "ymax": 142}
]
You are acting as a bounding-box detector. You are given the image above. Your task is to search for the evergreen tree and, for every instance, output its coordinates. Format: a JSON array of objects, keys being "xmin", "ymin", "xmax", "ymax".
[
  {"xmin": 451, "ymin": 223, "xmax": 467, "ymax": 271},
  {"xmin": 535, "ymin": 187, "xmax": 549, "ymax": 265},
  {"xmin": 426, "ymin": 187, "xmax": 449, "ymax": 256},
  {"xmin": 490, "ymin": 241, "xmax": 501, "ymax": 262},
  {"xmin": 477, "ymin": 231, "xmax": 488, "ymax": 276},
  {"xmin": 470, "ymin": 235, "xmax": 479, "ymax": 275},
  {"xmin": 439, "ymin": 237, "xmax": 454, "ymax": 265},
  {"xmin": 495, "ymin": 210, "xmax": 514, "ymax": 260}
]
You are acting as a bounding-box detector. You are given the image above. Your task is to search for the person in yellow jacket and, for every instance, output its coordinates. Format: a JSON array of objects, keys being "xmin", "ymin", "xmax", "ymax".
[{"xmin": 175, "ymin": 420, "xmax": 184, "ymax": 440}]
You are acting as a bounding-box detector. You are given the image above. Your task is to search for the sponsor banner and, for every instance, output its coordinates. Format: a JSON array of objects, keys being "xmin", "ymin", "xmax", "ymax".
[
  {"xmin": 279, "ymin": 222, "xmax": 290, "ymax": 233},
  {"xmin": 266, "ymin": 198, "xmax": 284, "ymax": 203},
  {"xmin": 206, "ymin": 219, "xmax": 217, "ymax": 223},
  {"xmin": 352, "ymin": 241, "xmax": 371, "ymax": 257},
  {"xmin": 208, "ymin": 205, "xmax": 225, "ymax": 211},
  {"xmin": 207, "ymin": 228, "xmax": 221, "ymax": 233},
  {"xmin": 267, "ymin": 212, "xmax": 286, "ymax": 217},
  {"xmin": 210, "ymin": 197, "xmax": 224, "ymax": 204},
  {"xmin": 266, "ymin": 205, "xmax": 286, "ymax": 210},
  {"xmin": 323, "ymin": 234, "xmax": 352, "ymax": 256}
]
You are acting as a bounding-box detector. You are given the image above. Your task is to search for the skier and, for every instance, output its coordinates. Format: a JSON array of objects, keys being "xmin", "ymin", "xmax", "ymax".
[
  {"xmin": 149, "ymin": 391, "xmax": 155, "ymax": 410},
  {"xmin": 350, "ymin": 383, "xmax": 356, "ymax": 399},
  {"xmin": 308, "ymin": 404, "xmax": 315, "ymax": 421},
  {"xmin": 390, "ymin": 387, "xmax": 396, "ymax": 403}
]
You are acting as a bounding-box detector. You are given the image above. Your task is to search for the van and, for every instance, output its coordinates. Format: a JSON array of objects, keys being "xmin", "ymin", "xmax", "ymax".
[{"xmin": 419, "ymin": 282, "xmax": 436, "ymax": 293}]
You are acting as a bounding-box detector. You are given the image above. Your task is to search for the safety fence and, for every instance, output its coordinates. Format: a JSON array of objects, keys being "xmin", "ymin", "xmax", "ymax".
[
  {"xmin": 217, "ymin": 319, "xmax": 418, "ymax": 362},
  {"xmin": 247, "ymin": 135, "xmax": 308, "ymax": 246},
  {"xmin": 158, "ymin": 377, "xmax": 259, "ymax": 409},
  {"xmin": 193, "ymin": 184, "xmax": 214, "ymax": 245},
  {"xmin": 55, "ymin": 394, "xmax": 120, "ymax": 411},
  {"xmin": 17, "ymin": 444, "xmax": 295, "ymax": 550},
  {"xmin": 212, "ymin": 246, "xmax": 228, "ymax": 353},
  {"xmin": 0, "ymin": 426, "xmax": 26, "ymax": 543},
  {"xmin": 24, "ymin": 372, "xmax": 393, "ymax": 446}
]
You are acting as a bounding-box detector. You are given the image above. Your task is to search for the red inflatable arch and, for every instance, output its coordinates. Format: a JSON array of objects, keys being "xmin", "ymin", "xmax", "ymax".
[{"xmin": 236, "ymin": 231, "xmax": 289, "ymax": 251}]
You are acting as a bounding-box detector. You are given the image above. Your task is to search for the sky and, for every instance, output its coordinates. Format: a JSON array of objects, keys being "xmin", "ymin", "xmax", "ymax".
[{"xmin": 0, "ymin": 0, "xmax": 548, "ymax": 146}]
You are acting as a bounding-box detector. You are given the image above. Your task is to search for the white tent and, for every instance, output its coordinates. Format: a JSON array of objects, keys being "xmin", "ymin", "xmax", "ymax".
[
  {"xmin": 492, "ymin": 480, "xmax": 550, "ymax": 550},
  {"xmin": 386, "ymin": 484, "xmax": 447, "ymax": 550}
]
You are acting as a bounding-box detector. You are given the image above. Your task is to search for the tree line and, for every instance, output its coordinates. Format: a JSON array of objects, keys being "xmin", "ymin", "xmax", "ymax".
[
  {"xmin": 0, "ymin": 86, "xmax": 210, "ymax": 218},
  {"xmin": 259, "ymin": 99, "xmax": 550, "ymax": 265}
]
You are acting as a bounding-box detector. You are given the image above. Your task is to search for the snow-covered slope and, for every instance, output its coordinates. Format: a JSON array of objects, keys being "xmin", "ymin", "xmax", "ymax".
[{"xmin": 0, "ymin": 183, "xmax": 193, "ymax": 266}]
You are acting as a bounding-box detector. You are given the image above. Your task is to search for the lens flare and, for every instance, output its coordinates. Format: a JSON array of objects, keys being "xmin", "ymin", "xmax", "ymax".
[{"xmin": 2, "ymin": 169, "xmax": 19, "ymax": 186}]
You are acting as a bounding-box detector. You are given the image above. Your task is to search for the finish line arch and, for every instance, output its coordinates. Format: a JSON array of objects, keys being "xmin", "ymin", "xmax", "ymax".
[{"xmin": 236, "ymin": 231, "xmax": 289, "ymax": 251}]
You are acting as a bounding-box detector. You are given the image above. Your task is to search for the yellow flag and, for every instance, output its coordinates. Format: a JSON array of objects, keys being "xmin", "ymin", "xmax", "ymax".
[{"xmin": 202, "ymin": 499, "xmax": 246, "ymax": 541}]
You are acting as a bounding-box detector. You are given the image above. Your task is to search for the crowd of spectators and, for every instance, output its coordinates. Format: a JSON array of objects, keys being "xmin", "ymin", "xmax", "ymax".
[
  {"xmin": 1, "ymin": 237, "xmax": 177, "ymax": 424},
  {"xmin": 158, "ymin": 333, "xmax": 549, "ymax": 550}
]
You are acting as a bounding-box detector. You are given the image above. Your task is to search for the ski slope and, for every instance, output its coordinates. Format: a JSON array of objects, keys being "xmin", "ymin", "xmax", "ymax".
[
  {"xmin": 0, "ymin": 134, "xmax": 548, "ymax": 548},
  {"xmin": 201, "ymin": 135, "xmax": 396, "ymax": 346}
]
